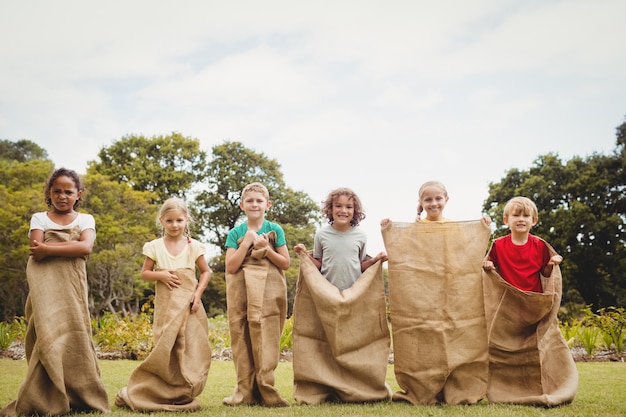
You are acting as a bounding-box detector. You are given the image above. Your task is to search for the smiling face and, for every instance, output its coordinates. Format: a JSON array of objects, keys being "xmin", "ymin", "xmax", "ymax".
[
  {"xmin": 419, "ymin": 184, "xmax": 449, "ymax": 221},
  {"xmin": 330, "ymin": 194, "xmax": 355, "ymax": 231},
  {"xmin": 47, "ymin": 175, "xmax": 82, "ymax": 214},
  {"xmin": 240, "ymin": 190, "xmax": 271, "ymax": 222},
  {"xmin": 159, "ymin": 208, "xmax": 189, "ymax": 239}
]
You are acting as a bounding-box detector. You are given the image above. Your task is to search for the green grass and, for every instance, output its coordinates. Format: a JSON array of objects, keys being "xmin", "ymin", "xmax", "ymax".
[{"xmin": 1, "ymin": 359, "xmax": 625, "ymax": 416}]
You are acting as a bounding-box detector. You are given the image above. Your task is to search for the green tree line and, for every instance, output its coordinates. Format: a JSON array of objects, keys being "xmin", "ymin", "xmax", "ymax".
[{"xmin": 1, "ymin": 118, "xmax": 625, "ymax": 322}]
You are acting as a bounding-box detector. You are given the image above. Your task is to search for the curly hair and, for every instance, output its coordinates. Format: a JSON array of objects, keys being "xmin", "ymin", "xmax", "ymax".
[
  {"xmin": 44, "ymin": 167, "xmax": 84, "ymax": 209},
  {"xmin": 322, "ymin": 187, "xmax": 366, "ymax": 227}
]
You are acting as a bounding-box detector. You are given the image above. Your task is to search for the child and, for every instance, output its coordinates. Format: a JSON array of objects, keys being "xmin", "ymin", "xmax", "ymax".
[
  {"xmin": 483, "ymin": 196, "xmax": 562, "ymax": 292},
  {"xmin": 115, "ymin": 197, "xmax": 212, "ymax": 411},
  {"xmin": 381, "ymin": 180, "xmax": 491, "ymax": 226},
  {"xmin": 1, "ymin": 168, "xmax": 110, "ymax": 416},
  {"xmin": 292, "ymin": 187, "xmax": 392, "ymax": 405},
  {"xmin": 295, "ymin": 187, "xmax": 387, "ymax": 290},
  {"xmin": 223, "ymin": 182, "xmax": 290, "ymax": 407}
]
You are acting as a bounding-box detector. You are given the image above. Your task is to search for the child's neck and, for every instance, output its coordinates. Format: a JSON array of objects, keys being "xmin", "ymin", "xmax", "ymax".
[
  {"xmin": 247, "ymin": 218, "xmax": 265, "ymax": 231},
  {"xmin": 331, "ymin": 223, "xmax": 351, "ymax": 232},
  {"xmin": 510, "ymin": 231, "xmax": 530, "ymax": 245}
]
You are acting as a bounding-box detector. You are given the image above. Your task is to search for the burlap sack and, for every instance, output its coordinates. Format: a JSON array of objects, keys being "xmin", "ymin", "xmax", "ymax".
[
  {"xmin": 223, "ymin": 231, "xmax": 289, "ymax": 407},
  {"xmin": 115, "ymin": 268, "xmax": 212, "ymax": 411},
  {"xmin": 483, "ymin": 241, "xmax": 578, "ymax": 406},
  {"xmin": 292, "ymin": 253, "xmax": 392, "ymax": 404},
  {"xmin": 382, "ymin": 220, "xmax": 491, "ymax": 405},
  {"xmin": 1, "ymin": 228, "xmax": 110, "ymax": 417}
]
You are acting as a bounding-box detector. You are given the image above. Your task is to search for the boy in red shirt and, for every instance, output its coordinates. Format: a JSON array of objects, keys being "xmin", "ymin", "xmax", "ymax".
[{"xmin": 483, "ymin": 196, "xmax": 562, "ymax": 292}]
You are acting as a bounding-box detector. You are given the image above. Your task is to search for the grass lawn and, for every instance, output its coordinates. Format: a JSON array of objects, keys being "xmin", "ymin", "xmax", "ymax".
[{"xmin": 1, "ymin": 359, "xmax": 625, "ymax": 416}]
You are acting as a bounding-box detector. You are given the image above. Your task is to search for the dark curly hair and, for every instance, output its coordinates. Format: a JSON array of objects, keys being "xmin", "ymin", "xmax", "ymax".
[
  {"xmin": 44, "ymin": 167, "xmax": 84, "ymax": 210},
  {"xmin": 321, "ymin": 187, "xmax": 366, "ymax": 227}
]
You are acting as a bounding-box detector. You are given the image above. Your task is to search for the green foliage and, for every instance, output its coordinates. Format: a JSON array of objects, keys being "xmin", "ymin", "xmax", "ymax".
[
  {"xmin": 0, "ymin": 139, "xmax": 48, "ymax": 162},
  {"xmin": 594, "ymin": 306, "xmax": 626, "ymax": 353},
  {"xmin": 483, "ymin": 117, "xmax": 626, "ymax": 309},
  {"xmin": 82, "ymin": 174, "xmax": 158, "ymax": 316},
  {"xmin": 0, "ymin": 322, "xmax": 12, "ymax": 349},
  {"xmin": 92, "ymin": 301, "xmax": 154, "ymax": 360},
  {"xmin": 87, "ymin": 132, "xmax": 208, "ymax": 202},
  {"xmin": 559, "ymin": 319, "xmax": 582, "ymax": 349},
  {"xmin": 207, "ymin": 314, "xmax": 230, "ymax": 351},
  {"xmin": 280, "ymin": 316, "xmax": 294, "ymax": 351},
  {"xmin": 0, "ymin": 159, "xmax": 54, "ymax": 318}
]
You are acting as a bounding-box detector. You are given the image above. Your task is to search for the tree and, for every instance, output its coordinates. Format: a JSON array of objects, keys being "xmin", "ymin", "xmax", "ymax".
[
  {"xmin": 87, "ymin": 133, "xmax": 208, "ymax": 202},
  {"xmin": 192, "ymin": 141, "xmax": 321, "ymax": 315},
  {"xmin": 0, "ymin": 158, "xmax": 54, "ymax": 319},
  {"xmin": 0, "ymin": 139, "xmax": 48, "ymax": 162},
  {"xmin": 483, "ymin": 117, "xmax": 626, "ymax": 309},
  {"xmin": 81, "ymin": 173, "xmax": 159, "ymax": 316}
]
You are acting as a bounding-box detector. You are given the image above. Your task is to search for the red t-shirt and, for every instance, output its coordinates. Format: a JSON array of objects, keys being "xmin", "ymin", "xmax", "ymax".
[{"xmin": 488, "ymin": 234, "xmax": 550, "ymax": 292}]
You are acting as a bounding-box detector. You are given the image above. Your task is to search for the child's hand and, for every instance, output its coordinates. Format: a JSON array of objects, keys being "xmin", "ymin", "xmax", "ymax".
[
  {"xmin": 483, "ymin": 260, "xmax": 495, "ymax": 270},
  {"xmin": 482, "ymin": 215, "xmax": 492, "ymax": 226},
  {"xmin": 548, "ymin": 255, "xmax": 563, "ymax": 266},
  {"xmin": 29, "ymin": 240, "xmax": 48, "ymax": 261},
  {"xmin": 293, "ymin": 243, "xmax": 307, "ymax": 254},
  {"xmin": 189, "ymin": 292, "xmax": 201, "ymax": 314},
  {"xmin": 253, "ymin": 233, "xmax": 270, "ymax": 250},
  {"xmin": 241, "ymin": 230, "xmax": 257, "ymax": 249},
  {"xmin": 159, "ymin": 270, "xmax": 182, "ymax": 290},
  {"xmin": 374, "ymin": 251, "xmax": 388, "ymax": 263},
  {"xmin": 380, "ymin": 218, "xmax": 391, "ymax": 228}
]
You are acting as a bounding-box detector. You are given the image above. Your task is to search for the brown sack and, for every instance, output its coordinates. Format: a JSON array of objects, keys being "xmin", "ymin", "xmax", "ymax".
[
  {"xmin": 292, "ymin": 253, "xmax": 392, "ymax": 404},
  {"xmin": 1, "ymin": 228, "xmax": 109, "ymax": 417},
  {"xmin": 382, "ymin": 220, "xmax": 491, "ymax": 405},
  {"xmin": 223, "ymin": 231, "xmax": 289, "ymax": 407},
  {"xmin": 483, "ymin": 241, "xmax": 578, "ymax": 406},
  {"xmin": 115, "ymin": 268, "xmax": 212, "ymax": 411}
]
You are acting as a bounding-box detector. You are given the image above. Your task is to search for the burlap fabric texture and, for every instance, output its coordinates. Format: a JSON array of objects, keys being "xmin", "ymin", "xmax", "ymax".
[
  {"xmin": 483, "ymin": 240, "xmax": 578, "ymax": 406},
  {"xmin": 1, "ymin": 228, "xmax": 110, "ymax": 416},
  {"xmin": 382, "ymin": 220, "xmax": 491, "ymax": 405},
  {"xmin": 292, "ymin": 253, "xmax": 392, "ymax": 404},
  {"xmin": 222, "ymin": 231, "xmax": 290, "ymax": 407},
  {"xmin": 115, "ymin": 268, "xmax": 212, "ymax": 411}
]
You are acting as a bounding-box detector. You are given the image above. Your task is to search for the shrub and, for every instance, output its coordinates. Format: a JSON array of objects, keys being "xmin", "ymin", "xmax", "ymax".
[
  {"xmin": 0, "ymin": 322, "xmax": 12, "ymax": 349},
  {"xmin": 207, "ymin": 314, "xmax": 230, "ymax": 350},
  {"xmin": 92, "ymin": 300, "xmax": 154, "ymax": 360},
  {"xmin": 595, "ymin": 306, "xmax": 626, "ymax": 354}
]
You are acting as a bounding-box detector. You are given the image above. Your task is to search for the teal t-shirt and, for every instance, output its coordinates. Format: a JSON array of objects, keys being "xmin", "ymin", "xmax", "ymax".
[{"xmin": 225, "ymin": 220, "xmax": 287, "ymax": 249}]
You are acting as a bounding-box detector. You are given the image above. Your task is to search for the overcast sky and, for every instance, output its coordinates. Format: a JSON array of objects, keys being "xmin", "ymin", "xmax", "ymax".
[{"xmin": 1, "ymin": 0, "xmax": 625, "ymax": 255}]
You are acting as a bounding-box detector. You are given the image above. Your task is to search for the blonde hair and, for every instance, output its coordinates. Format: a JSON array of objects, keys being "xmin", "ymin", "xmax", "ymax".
[
  {"xmin": 158, "ymin": 197, "xmax": 192, "ymax": 239},
  {"xmin": 321, "ymin": 187, "xmax": 366, "ymax": 227},
  {"xmin": 503, "ymin": 196, "xmax": 539, "ymax": 221},
  {"xmin": 417, "ymin": 180, "xmax": 448, "ymax": 216},
  {"xmin": 241, "ymin": 182, "xmax": 270, "ymax": 200}
]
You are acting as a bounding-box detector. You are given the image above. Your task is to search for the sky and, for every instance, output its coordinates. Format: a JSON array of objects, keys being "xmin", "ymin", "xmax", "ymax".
[{"xmin": 1, "ymin": 0, "xmax": 625, "ymax": 256}]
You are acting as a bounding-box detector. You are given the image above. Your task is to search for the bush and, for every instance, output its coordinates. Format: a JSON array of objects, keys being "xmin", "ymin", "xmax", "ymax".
[{"xmin": 92, "ymin": 300, "xmax": 154, "ymax": 360}]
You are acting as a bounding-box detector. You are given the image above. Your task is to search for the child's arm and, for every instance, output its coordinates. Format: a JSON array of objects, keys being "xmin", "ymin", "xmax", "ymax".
[
  {"xmin": 141, "ymin": 257, "xmax": 182, "ymax": 290},
  {"xmin": 361, "ymin": 251, "xmax": 388, "ymax": 271},
  {"xmin": 268, "ymin": 244, "xmax": 290, "ymax": 270},
  {"xmin": 294, "ymin": 244, "xmax": 322, "ymax": 270},
  {"xmin": 29, "ymin": 228, "xmax": 95, "ymax": 261},
  {"xmin": 541, "ymin": 254, "xmax": 563, "ymax": 277},
  {"xmin": 225, "ymin": 230, "xmax": 257, "ymax": 274},
  {"xmin": 191, "ymin": 255, "xmax": 211, "ymax": 314}
]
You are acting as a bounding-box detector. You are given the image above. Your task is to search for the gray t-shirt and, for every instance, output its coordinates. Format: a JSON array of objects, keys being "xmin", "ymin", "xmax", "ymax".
[{"xmin": 313, "ymin": 225, "xmax": 368, "ymax": 291}]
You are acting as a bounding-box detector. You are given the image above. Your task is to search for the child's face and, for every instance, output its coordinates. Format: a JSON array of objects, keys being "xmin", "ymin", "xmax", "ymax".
[
  {"xmin": 48, "ymin": 175, "xmax": 81, "ymax": 214},
  {"xmin": 503, "ymin": 210, "xmax": 537, "ymax": 234},
  {"xmin": 160, "ymin": 209, "xmax": 188, "ymax": 239},
  {"xmin": 240, "ymin": 191, "xmax": 271, "ymax": 220},
  {"xmin": 331, "ymin": 195, "xmax": 354, "ymax": 230},
  {"xmin": 419, "ymin": 185, "xmax": 448, "ymax": 221}
]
